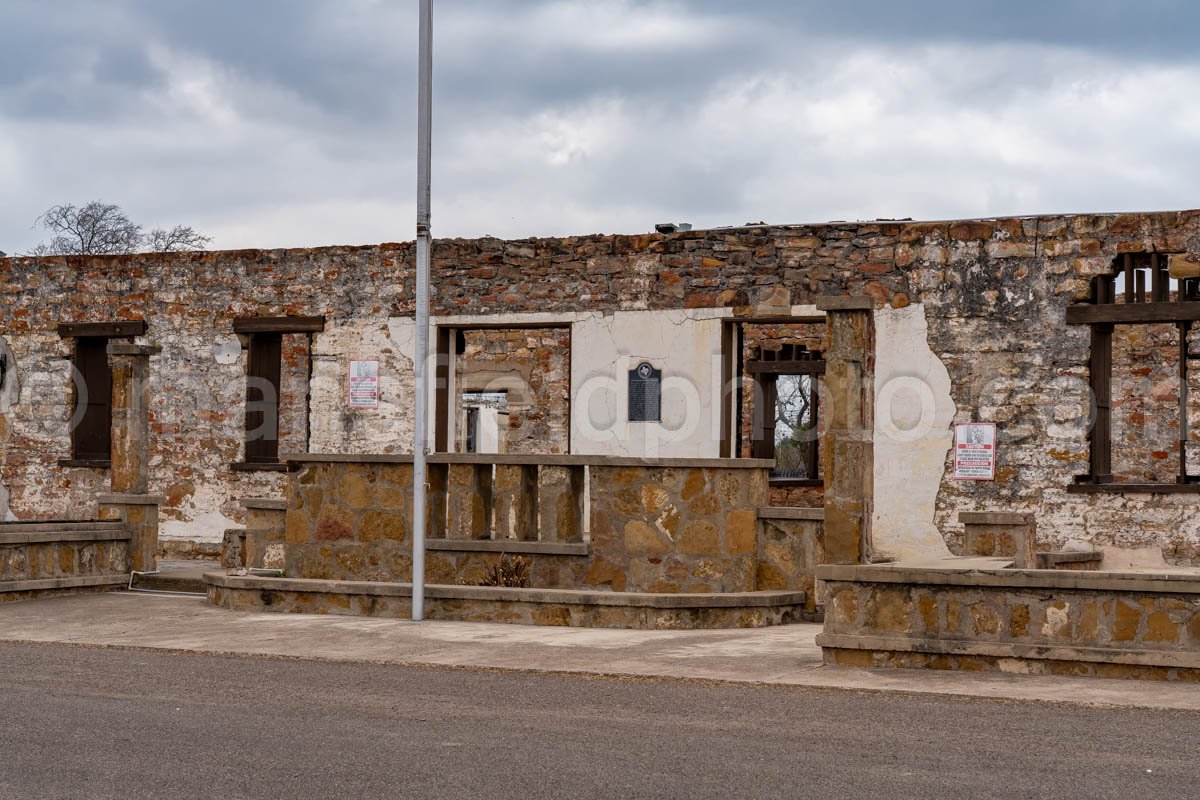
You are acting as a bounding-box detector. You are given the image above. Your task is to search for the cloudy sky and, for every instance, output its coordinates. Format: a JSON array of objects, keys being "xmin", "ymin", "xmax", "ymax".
[{"xmin": 1, "ymin": 0, "xmax": 1196, "ymax": 253}]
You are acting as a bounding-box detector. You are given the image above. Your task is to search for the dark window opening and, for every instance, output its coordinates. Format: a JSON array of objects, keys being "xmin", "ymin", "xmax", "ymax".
[
  {"xmin": 245, "ymin": 332, "xmax": 282, "ymax": 464},
  {"xmin": 1068, "ymin": 253, "xmax": 1200, "ymax": 493},
  {"xmin": 71, "ymin": 336, "xmax": 112, "ymax": 462},
  {"xmin": 747, "ymin": 343, "xmax": 824, "ymax": 483}
]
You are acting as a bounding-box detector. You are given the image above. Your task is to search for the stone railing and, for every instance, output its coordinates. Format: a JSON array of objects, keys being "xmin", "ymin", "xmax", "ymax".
[
  {"xmin": 816, "ymin": 561, "xmax": 1200, "ymax": 680},
  {"xmin": 0, "ymin": 520, "xmax": 131, "ymax": 602},
  {"xmin": 278, "ymin": 453, "xmax": 791, "ymax": 594}
]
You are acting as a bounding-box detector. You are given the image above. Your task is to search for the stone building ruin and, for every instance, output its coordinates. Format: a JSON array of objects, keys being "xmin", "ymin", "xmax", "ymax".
[{"xmin": 3, "ymin": 210, "xmax": 1200, "ymax": 675}]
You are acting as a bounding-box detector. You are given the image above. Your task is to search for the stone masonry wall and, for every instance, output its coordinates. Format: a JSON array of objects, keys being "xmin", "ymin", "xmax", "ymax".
[
  {"xmin": 821, "ymin": 568, "xmax": 1200, "ymax": 680},
  {"xmin": 739, "ymin": 321, "xmax": 826, "ymax": 507},
  {"xmin": 282, "ymin": 459, "xmax": 776, "ymax": 594},
  {"xmin": 0, "ymin": 529, "xmax": 129, "ymax": 601},
  {"xmin": 456, "ymin": 328, "xmax": 570, "ymax": 454},
  {"xmin": 5, "ymin": 211, "xmax": 1200, "ymax": 559},
  {"xmin": 0, "ymin": 248, "xmax": 410, "ymax": 540}
]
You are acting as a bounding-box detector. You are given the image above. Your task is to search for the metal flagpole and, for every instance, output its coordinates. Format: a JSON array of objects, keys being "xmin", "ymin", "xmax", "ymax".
[{"xmin": 412, "ymin": 0, "xmax": 433, "ymax": 621}]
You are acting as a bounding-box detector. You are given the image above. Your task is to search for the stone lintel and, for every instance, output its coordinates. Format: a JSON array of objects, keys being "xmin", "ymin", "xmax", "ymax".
[
  {"xmin": 815, "ymin": 296, "xmax": 875, "ymax": 312},
  {"xmin": 106, "ymin": 342, "xmax": 162, "ymax": 357}
]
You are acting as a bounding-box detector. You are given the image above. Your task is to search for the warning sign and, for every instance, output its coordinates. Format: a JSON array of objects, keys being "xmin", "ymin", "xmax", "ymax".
[
  {"xmin": 348, "ymin": 359, "xmax": 380, "ymax": 409},
  {"xmin": 954, "ymin": 423, "xmax": 996, "ymax": 481}
]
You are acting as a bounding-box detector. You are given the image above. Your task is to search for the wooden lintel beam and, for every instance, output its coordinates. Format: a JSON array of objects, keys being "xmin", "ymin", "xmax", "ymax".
[
  {"xmin": 232, "ymin": 316, "xmax": 326, "ymax": 334},
  {"xmin": 746, "ymin": 360, "xmax": 827, "ymax": 375},
  {"xmin": 1066, "ymin": 302, "xmax": 1200, "ymax": 325},
  {"xmin": 57, "ymin": 321, "xmax": 147, "ymax": 338}
]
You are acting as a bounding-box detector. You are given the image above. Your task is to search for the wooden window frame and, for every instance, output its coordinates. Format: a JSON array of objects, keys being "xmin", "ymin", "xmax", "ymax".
[
  {"xmin": 230, "ymin": 316, "xmax": 324, "ymax": 472},
  {"xmin": 1068, "ymin": 253, "xmax": 1200, "ymax": 493},
  {"xmin": 747, "ymin": 346, "xmax": 824, "ymax": 486},
  {"xmin": 56, "ymin": 321, "xmax": 147, "ymax": 469}
]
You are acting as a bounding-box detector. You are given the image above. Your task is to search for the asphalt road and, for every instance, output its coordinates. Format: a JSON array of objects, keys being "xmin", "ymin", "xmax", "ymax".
[{"xmin": 0, "ymin": 642, "xmax": 1192, "ymax": 800}]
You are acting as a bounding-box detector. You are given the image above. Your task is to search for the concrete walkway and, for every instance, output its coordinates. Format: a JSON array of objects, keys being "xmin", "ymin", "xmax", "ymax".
[{"xmin": 1, "ymin": 591, "xmax": 1197, "ymax": 712}]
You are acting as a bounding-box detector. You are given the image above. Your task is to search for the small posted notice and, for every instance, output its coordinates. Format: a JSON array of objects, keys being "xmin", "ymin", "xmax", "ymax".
[
  {"xmin": 348, "ymin": 359, "xmax": 380, "ymax": 409},
  {"xmin": 954, "ymin": 423, "xmax": 996, "ymax": 481}
]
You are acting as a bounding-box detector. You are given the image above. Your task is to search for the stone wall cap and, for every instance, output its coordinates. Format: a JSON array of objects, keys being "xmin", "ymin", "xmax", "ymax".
[
  {"xmin": 98, "ymin": 493, "xmax": 165, "ymax": 506},
  {"xmin": 241, "ymin": 497, "xmax": 288, "ymax": 511},
  {"xmin": 206, "ymin": 573, "xmax": 805, "ymax": 609},
  {"xmin": 758, "ymin": 507, "xmax": 824, "ymax": 521},
  {"xmin": 815, "ymin": 295, "xmax": 874, "ymax": 311},
  {"xmin": 284, "ymin": 453, "xmax": 775, "ymax": 470},
  {"xmin": 959, "ymin": 511, "xmax": 1034, "ymax": 526},
  {"xmin": 426, "ymin": 539, "xmax": 589, "ymax": 557},
  {"xmin": 816, "ymin": 559, "xmax": 1200, "ymax": 595},
  {"xmin": 0, "ymin": 575, "xmax": 130, "ymax": 594},
  {"xmin": 0, "ymin": 530, "xmax": 129, "ymax": 545}
]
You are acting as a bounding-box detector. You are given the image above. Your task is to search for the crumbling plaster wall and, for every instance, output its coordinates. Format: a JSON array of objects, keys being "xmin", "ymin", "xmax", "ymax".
[
  {"xmin": 3, "ymin": 213, "xmax": 1200, "ymax": 560},
  {"xmin": 872, "ymin": 303, "xmax": 955, "ymax": 561},
  {"xmin": 0, "ymin": 247, "xmax": 409, "ymax": 542},
  {"xmin": 912, "ymin": 213, "xmax": 1200, "ymax": 564},
  {"xmin": 571, "ymin": 309, "xmax": 730, "ymax": 458}
]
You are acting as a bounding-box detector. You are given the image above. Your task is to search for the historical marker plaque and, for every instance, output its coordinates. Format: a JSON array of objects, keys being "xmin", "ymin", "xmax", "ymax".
[{"xmin": 628, "ymin": 361, "xmax": 662, "ymax": 422}]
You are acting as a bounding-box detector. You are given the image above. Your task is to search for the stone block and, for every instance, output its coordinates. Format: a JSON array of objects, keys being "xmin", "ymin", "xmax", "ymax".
[
  {"xmin": 446, "ymin": 463, "xmax": 492, "ymax": 539},
  {"xmin": 494, "ymin": 464, "xmax": 537, "ymax": 541},
  {"xmin": 538, "ymin": 465, "xmax": 584, "ymax": 543},
  {"xmin": 677, "ymin": 520, "xmax": 721, "ymax": 555}
]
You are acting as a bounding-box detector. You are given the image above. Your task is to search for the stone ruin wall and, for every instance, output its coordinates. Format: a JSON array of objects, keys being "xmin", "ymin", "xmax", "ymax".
[
  {"xmin": 3, "ymin": 210, "xmax": 1200, "ymax": 561},
  {"xmin": 455, "ymin": 327, "xmax": 571, "ymax": 455},
  {"xmin": 739, "ymin": 321, "xmax": 827, "ymax": 507},
  {"xmin": 0, "ymin": 247, "xmax": 412, "ymax": 538}
]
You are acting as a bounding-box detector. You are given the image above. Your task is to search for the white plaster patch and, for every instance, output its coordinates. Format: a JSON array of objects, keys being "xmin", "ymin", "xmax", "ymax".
[
  {"xmin": 0, "ymin": 335, "xmax": 20, "ymax": 413},
  {"xmin": 159, "ymin": 507, "xmax": 241, "ymax": 545},
  {"xmin": 210, "ymin": 336, "xmax": 242, "ymax": 365},
  {"xmin": 872, "ymin": 303, "xmax": 955, "ymax": 561},
  {"xmin": 570, "ymin": 309, "xmax": 728, "ymax": 458}
]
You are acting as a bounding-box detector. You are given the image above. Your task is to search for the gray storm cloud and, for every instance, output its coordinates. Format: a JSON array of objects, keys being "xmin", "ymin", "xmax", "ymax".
[{"xmin": 1, "ymin": 0, "xmax": 1197, "ymax": 253}]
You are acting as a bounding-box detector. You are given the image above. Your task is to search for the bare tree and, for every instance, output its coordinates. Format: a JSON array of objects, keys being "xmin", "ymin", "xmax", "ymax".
[
  {"xmin": 145, "ymin": 225, "xmax": 212, "ymax": 253},
  {"xmin": 34, "ymin": 202, "xmax": 143, "ymax": 255},
  {"xmin": 28, "ymin": 201, "xmax": 211, "ymax": 255}
]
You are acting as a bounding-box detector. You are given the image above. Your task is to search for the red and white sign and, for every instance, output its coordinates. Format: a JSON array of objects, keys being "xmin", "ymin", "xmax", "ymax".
[
  {"xmin": 954, "ymin": 423, "xmax": 996, "ymax": 480},
  {"xmin": 348, "ymin": 359, "xmax": 380, "ymax": 409}
]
